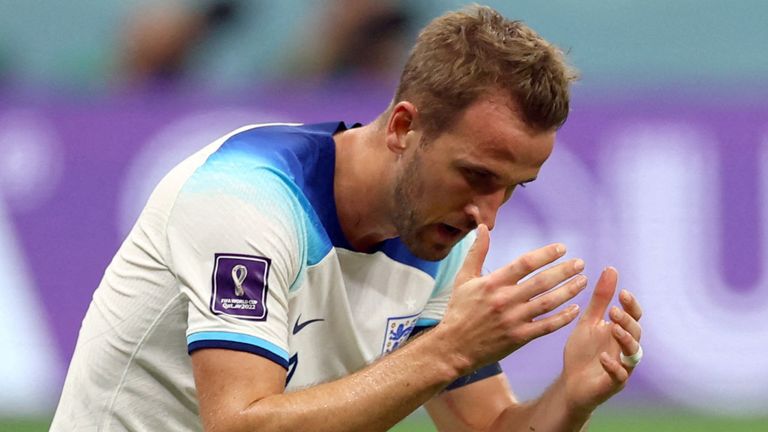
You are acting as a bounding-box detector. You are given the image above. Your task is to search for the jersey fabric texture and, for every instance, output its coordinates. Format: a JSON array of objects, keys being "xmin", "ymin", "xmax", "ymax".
[{"xmin": 51, "ymin": 122, "xmax": 477, "ymax": 431}]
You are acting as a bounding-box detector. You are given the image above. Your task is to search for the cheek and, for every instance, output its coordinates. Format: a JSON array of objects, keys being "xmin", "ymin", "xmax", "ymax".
[{"xmin": 422, "ymin": 175, "xmax": 472, "ymax": 211}]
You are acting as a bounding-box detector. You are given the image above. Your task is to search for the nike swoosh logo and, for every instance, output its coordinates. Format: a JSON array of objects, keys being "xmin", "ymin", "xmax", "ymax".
[{"xmin": 293, "ymin": 314, "xmax": 324, "ymax": 335}]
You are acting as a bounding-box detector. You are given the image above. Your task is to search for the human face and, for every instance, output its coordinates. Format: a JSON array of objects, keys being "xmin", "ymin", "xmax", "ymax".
[{"xmin": 392, "ymin": 92, "xmax": 556, "ymax": 260}]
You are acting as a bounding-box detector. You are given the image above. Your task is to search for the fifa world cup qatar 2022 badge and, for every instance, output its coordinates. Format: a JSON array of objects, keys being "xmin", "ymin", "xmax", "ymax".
[{"xmin": 211, "ymin": 253, "xmax": 271, "ymax": 320}]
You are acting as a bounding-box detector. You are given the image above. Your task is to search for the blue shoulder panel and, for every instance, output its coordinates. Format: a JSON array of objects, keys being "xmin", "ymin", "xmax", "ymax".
[
  {"xmin": 432, "ymin": 231, "xmax": 475, "ymax": 295},
  {"xmin": 204, "ymin": 122, "xmax": 352, "ymax": 266}
]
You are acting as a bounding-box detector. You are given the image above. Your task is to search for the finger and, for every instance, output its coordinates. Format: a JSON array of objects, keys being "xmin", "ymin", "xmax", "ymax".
[
  {"xmin": 524, "ymin": 275, "xmax": 588, "ymax": 320},
  {"xmin": 518, "ymin": 258, "xmax": 585, "ymax": 300},
  {"xmin": 609, "ymin": 306, "xmax": 642, "ymax": 341},
  {"xmin": 525, "ymin": 304, "xmax": 580, "ymax": 339},
  {"xmin": 491, "ymin": 243, "xmax": 566, "ymax": 286},
  {"xmin": 454, "ymin": 224, "xmax": 490, "ymax": 286},
  {"xmin": 599, "ymin": 352, "xmax": 629, "ymax": 384},
  {"xmin": 612, "ymin": 323, "xmax": 641, "ymax": 359},
  {"xmin": 582, "ymin": 266, "xmax": 618, "ymax": 325},
  {"xmin": 619, "ymin": 289, "xmax": 643, "ymax": 321}
]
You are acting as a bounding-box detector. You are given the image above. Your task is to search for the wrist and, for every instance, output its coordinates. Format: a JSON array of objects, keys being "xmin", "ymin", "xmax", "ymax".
[
  {"xmin": 414, "ymin": 324, "xmax": 473, "ymax": 382},
  {"xmin": 552, "ymin": 375, "xmax": 595, "ymax": 424}
]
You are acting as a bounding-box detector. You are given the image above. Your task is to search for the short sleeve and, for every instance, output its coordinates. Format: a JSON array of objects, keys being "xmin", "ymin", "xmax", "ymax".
[
  {"xmin": 416, "ymin": 231, "xmax": 476, "ymax": 327},
  {"xmin": 166, "ymin": 164, "xmax": 308, "ymax": 369}
]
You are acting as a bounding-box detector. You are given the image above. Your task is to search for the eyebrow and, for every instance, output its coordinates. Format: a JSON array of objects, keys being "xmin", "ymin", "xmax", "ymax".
[
  {"xmin": 463, "ymin": 162, "xmax": 536, "ymax": 187},
  {"xmin": 463, "ymin": 162, "xmax": 502, "ymax": 179}
]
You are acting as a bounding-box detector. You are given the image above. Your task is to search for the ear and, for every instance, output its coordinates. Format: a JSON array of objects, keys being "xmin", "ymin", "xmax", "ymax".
[{"xmin": 384, "ymin": 101, "xmax": 418, "ymax": 156}]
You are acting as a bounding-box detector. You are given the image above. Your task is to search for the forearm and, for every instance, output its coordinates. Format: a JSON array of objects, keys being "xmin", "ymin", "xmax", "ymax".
[
  {"xmin": 489, "ymin": 376, "xmax": 591, "ymax": 432},
  {"xmin": 229, "ymin": 329, "xmax": 465, "ymax": 432}
]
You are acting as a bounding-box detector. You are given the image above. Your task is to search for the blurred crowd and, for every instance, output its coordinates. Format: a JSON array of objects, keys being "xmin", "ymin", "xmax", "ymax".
[
  {"xmin": 0, "ymin": 0, "xmax": 420, "ymax": 94},
  {"xmin": 1, "ymin": 1, "xmax": 766, "ymax": 96}
]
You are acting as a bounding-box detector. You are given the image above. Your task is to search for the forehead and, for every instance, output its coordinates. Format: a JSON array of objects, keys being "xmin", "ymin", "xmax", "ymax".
[{"xmin": 441, "ymin": 92, "xmax": 555, "ymax": 170}]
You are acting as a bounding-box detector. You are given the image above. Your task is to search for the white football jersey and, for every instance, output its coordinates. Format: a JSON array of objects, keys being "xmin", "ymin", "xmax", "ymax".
[{"xmin": 50, "ymin": 122, "xmax": 473, "ymax": 431}]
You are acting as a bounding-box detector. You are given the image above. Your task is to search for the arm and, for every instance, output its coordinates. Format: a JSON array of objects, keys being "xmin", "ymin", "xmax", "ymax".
[
  {"xmin": 193, "ymin": 325, "xmax": 461, "ymax": 432},
  {"xmin": 425, "ymin": 267, "xmax": 644, "ymax": 432},
  {"xmin": 426, "ymin": 374, "xmax": 590, "ymax": 432},
  {"xmin": 192, "ymin": 225, "xmax": 589, "ymax": 431}
]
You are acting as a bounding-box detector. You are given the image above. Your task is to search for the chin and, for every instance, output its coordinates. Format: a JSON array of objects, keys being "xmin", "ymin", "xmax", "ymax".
[{"xmin": 404, "ymin": 240, "xmax": 453, "ymax": 261}]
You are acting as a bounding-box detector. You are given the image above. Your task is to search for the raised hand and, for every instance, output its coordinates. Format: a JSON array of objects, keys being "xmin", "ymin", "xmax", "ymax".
[
  {"xmin": 561, "ymin": 267, "xmax": 644, "ymax": 412},
  {"xmin": 438, "ymin": 225, "xmax": 588, "ymax": 375}
]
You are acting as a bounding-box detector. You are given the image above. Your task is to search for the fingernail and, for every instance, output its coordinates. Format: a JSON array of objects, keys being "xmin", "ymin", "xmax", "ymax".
[
  {"xmin": 610, "ymin": 306, "xmax": 621, "ymax": 319},
  {"xmin": 568, "ymin": 304, "xmax": 580, "ymax": 313},
  {"xmin": 576, "ymin": 275, "xmax": 588, "ymax": 286},
  {"xmin": 556, "ymin": 244, "xmax": 566, "ymax": 255},
  {"xmin": 621, "ymin": 290, "xmax": 631, "ymax": 301},
  {"xmin": 573, "ymin": 259, "xmax": 585, "ymax": 271}
]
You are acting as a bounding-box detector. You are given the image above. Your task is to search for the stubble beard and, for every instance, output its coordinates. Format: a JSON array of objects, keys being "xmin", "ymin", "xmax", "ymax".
[{"xmin": 391, "ymin": 152, "xmax": 451, "ymax": 261}]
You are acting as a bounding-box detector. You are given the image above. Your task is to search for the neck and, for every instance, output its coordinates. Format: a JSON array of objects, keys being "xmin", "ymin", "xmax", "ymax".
[{"xmin": 333, "ymin": 123, "xmax": 399, "ymax": 252}]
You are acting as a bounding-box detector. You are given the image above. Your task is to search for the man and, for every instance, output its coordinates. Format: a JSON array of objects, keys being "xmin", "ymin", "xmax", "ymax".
[{"xmin": 52, "ymin": 5, "xmax": 643, "ymax": 431}]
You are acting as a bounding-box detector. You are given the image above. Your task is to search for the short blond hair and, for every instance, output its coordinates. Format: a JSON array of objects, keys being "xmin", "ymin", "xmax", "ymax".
[{"xmin": 393, "ymin": 5, "xmax": 577, "ymax": 136}]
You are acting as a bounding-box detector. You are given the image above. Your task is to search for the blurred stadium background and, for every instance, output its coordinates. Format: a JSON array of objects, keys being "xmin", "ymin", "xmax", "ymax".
[{"xmin": 1, "ymin": 0, "xmax": 767, "ymax": 430}]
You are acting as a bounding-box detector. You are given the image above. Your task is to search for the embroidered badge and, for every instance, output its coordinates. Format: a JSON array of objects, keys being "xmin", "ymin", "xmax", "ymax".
[
  {"xmin": 381, "ymin": 313, "xmax": 419, "ymax": 354},
  {"xmin": 211, "ymin": 254, "xmax": 271, "ymax": 320}
]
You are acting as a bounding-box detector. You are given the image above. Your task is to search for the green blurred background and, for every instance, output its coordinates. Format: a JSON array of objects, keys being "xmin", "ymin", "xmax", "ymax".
[{"xmin": 4, "ymin": 409, "xmax": 768, "ymax": 431}]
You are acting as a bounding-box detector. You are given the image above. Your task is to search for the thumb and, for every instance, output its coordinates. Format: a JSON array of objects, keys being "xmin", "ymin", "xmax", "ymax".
[{"xmin": 455, "ymin": 224, "xmax": 490, "ymax": 286}]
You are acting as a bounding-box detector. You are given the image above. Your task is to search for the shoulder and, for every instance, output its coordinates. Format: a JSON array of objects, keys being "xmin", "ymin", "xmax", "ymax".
[
  {"xmin": 166, "ymin": 123, "xmax": 347, "ymax": 277},
  {"xmin": 201, "ymin": 122, "xmax": 342, "ymax": 186},
  {"xmin": 180, "ymin": 122, "xmax": 344, "ymax": 213}
]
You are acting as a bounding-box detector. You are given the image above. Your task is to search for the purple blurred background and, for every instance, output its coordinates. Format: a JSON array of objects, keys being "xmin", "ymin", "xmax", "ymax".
[{"xmin": 2, "ymin": 85, "xmax": 766, "ymax": 416}]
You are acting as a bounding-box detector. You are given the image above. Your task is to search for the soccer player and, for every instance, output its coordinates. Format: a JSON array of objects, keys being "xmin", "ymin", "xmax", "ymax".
[{"xmin": 51, "ymin": 5, "xmax": 643, "ymax": 431}]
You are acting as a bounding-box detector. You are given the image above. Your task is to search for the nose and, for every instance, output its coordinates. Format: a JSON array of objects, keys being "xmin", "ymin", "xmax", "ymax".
[{"xmin": 465, "ymin": 189, "xmax": 506, "ymax": 231}]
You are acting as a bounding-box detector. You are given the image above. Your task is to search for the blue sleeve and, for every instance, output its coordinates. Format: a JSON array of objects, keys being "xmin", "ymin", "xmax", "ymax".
[{"xmin": 445, "ymin": 362, "xmax": 503, "ymax": 391}]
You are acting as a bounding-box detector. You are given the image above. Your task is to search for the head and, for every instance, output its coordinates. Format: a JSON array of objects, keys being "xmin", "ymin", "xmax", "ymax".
[{"xmin": 383, "ymin": 5, "xmax": 577, "ymax": 260}]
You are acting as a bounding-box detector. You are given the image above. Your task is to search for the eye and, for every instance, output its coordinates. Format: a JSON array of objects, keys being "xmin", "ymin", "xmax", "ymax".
[
  {"xmin": 471, "ymin": 170, "xmax": 492, "ymax": 180},
  {"xmin": 463, "ymin": 167, "xmax": 494, "ymax": 183}
]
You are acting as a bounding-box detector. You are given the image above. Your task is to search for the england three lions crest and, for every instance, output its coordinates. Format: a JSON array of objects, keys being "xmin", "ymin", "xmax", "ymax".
[{"xmin": 381, "ymin": 314, "xmax": 419, "ymax": 354}]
